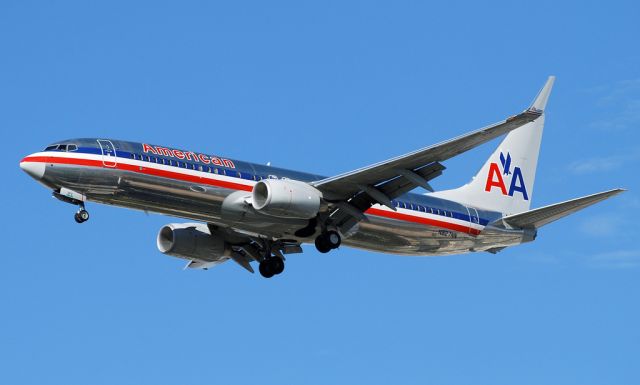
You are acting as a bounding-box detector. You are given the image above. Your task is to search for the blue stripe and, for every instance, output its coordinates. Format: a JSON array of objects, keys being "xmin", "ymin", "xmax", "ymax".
[{"xmin": 46, "ymin": 146, "xmax": 490, "ymax": 226}]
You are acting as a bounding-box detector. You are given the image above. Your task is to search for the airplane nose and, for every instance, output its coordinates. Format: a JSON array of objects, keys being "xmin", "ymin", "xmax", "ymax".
[{"xmin": 20, "ymin": 157, "xmax": 46, "ymax": 180}]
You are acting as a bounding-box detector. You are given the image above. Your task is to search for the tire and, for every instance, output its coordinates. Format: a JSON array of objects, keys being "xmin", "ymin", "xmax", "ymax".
[
  {"xmin": 259, "ymin": 260, "xmax": 275, "ymax": 278},
  {"xmin": 270, "ymin": 257, "xmax": 285, "ymax": 275},
  {"xmin": 74, "ymin": 213, "xmax": 83, "ymax": 223},
  {"xmin": 325, "ymin": 230, "xmax": 341, "ymax": 249},
  {"xmin": 315, "ymin": 235, "xmax": 331, "ymax": 253},
  {"xmin": 78, "ymin": 210, "xmax": 89, "ymax": 221}
]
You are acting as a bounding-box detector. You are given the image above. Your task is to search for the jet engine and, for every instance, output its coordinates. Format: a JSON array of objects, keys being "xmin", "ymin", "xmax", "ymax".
[
  {"xmin": 157, "ymin": 223, "xmax": 232, "ymax": 262},
  {"xmin": 252, "ymin": 179, "xmax": 322, "ymax": 219}
]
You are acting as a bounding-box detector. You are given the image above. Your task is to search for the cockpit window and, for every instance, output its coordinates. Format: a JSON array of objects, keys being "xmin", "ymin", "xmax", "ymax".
[{"xmin": 43, "ymin": 144, "xmax": 78, "ymax": 152}]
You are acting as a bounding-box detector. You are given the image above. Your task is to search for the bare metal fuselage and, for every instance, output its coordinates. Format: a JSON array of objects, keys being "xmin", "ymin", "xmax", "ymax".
[{"xmin": 28, "ymin": 139, "xmax": 532, "ymax": 256}]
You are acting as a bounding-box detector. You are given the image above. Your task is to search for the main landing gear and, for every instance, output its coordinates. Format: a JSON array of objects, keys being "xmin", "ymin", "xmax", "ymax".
[
  {"xmin": 74, "ymin": 205, "xmax": 90, "ymax": 224},
  {"xmin": 259, "ymin": 256, "xmax": 285, "ymax": 278},
  {"xmin": 315, "ymin": 230, "xmax": 341, "ymax": 253}
]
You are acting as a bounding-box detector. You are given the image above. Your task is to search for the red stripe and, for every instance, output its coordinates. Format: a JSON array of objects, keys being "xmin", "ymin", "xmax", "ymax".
[
  {"xmin": 22, "ymin": 155, "xmax": 252, "ymax": 192},
  {"xmin": 23, "ymin": 155, "xmax": 481, "ymax": 235},
  {"xmin": 365, "ymin": 208, "xmax": 481, "ymax": 235}
]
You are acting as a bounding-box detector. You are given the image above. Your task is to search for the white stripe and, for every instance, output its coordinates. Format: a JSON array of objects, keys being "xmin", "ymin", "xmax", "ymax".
[{"xmin": 39, "ymin": 151, "xmax": 486, "ymax": 230}]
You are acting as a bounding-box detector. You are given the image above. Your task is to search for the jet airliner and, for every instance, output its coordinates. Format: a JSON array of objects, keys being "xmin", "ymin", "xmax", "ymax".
[{"xmin": 19, "ymin": 77, "xmax": 624, "ymax": 278}]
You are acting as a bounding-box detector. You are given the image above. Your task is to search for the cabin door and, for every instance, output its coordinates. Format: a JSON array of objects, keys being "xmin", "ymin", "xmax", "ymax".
[
  {"xmin": 468, "ymin": 207, "xmax": 480, "ymax": 234},
  {"xmin": 97, "ymin": 139, "xmax": 118, "ymax": 168}
]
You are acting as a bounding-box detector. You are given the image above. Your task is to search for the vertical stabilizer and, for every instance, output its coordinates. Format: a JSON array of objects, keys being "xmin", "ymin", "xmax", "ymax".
[{"xmin": 429, "ymin": 77, "xmax": 555, "ymax": 215}]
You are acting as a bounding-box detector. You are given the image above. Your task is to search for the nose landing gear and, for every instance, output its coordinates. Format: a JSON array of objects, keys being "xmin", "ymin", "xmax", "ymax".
[
  {"xmin": 74, "ymin": 206, "xmax": 90, "ymax": 223},
  {"xmin": 52, "ymin": 189, "xmax": 90, "ymax": 224}
]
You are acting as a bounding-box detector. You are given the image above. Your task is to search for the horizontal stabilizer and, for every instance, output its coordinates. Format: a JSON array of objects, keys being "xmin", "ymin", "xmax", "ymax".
[{"xmin": 498, "ymin": 189, "xmax": 625, "ymax": 229}]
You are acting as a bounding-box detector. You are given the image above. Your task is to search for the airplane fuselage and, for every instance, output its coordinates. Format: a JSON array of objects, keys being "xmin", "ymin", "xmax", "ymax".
[{"xmin": 21, "ymin": 138, "xmax": 533, "ymax": 256}]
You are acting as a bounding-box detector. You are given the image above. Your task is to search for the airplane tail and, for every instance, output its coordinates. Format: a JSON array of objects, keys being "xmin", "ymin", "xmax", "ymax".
[{"xmin": 429, "ymin": 76, "xmax": 555, "ymax": 215}]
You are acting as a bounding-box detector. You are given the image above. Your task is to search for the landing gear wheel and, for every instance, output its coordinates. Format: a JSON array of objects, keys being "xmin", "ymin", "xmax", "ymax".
[
  {"xmin": 78, "ymin": 209, "xmax": 89, "ymax": 221},
  {"xmin": 315, "ymin": 236, "xmax": 332, "ymax": 253},
  {"xmin": 325, "ymin": 230, "xmax": 341, "ymax": 249},
  {"xmin": 259, "ymin": 261, "xmax": 275, "ymax": 278},
  {"xmin": 259, "ymin": 257, "xmax": 285, "ymax": 278},
  {"xmin": 271, "ymin": 257, "xmax": 285, "ymax": 275},
  {"xmin": 74, "ymin": 209, "xmax": 89, "ymax": 223},
  {"xmin": 315, "ymin": 231, "xmax": 341, "ymax": 253}
]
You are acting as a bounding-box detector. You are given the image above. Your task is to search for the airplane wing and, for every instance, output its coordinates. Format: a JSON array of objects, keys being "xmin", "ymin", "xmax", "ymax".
[
  {"xmin": 312, "ymin": 108, "xmax": 541, "ymax": 202},
  {"xmin": 310, "ymin": 108, "xmax": 542, "ymax": 231},
  {"xmin": 307, "ymin": 78, "xmax": 556, "ymax": 232}
]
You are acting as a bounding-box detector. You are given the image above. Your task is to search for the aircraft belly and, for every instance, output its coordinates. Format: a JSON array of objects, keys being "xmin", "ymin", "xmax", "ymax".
[
  {"xmin": 345, "ymin": 216, "xmax": 478, "ymax": 256},
  {"xmin": 46, "ymin": 164, "xmax": 227, "ymax": 219},
  {"xmin": 47, "ymin": 165, "xmax": 309, "ymax": 239},
  {"xmin": 44, "ymin": 164, "xmax": 487, "ymax": 255}
]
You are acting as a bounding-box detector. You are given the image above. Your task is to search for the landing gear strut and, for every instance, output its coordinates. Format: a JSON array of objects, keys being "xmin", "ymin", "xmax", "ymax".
[
  {"xmin": 315, "ymin": 230, "xmax": 341, "ymax": 253},
  {"xmin": 74, "ymin": 205, "xmax": 90, "ymax": 224},
  {"xmin": 259, "ymin": 256, "xmax": 285, "ymax": 278}
]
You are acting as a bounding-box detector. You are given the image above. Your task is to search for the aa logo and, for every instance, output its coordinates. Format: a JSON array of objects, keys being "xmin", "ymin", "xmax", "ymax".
[{"xmin": 484, "ymin": 152, "xmax": 529, "ymax": 200}]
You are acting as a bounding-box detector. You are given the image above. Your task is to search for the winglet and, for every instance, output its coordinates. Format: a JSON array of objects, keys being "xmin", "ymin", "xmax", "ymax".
[{"xmin": 530, "ymin": 76, "xmax": 555, "ymax": 112}]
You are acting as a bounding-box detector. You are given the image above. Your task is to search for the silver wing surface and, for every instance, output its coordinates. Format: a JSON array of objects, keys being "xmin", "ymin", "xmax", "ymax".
[{"xmin": 311, "ymin": 107, "xmax": 544, "ymax": 232}]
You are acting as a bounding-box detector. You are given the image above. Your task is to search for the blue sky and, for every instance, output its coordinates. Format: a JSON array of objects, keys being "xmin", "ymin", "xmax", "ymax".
[{"xmin": 2, "ymin": 1, "xmax": 639, "ymax": 384}]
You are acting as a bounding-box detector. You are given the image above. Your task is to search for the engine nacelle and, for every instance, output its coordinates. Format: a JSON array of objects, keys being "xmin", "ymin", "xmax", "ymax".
[
  {"xmin": 157, "ymin": 223, "xmax": 232, "ymax": 262},
  {"xmin": 252, "ymin": 179, "xmax": 322, "ymax": 219}
]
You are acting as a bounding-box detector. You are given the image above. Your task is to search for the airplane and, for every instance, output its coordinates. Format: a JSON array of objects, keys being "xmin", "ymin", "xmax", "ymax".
[{"xmin": 19, "ymin": 77, "xmax": 624, "ymax": 278}]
